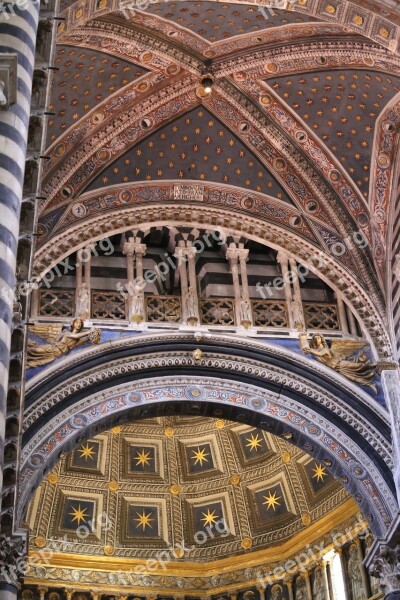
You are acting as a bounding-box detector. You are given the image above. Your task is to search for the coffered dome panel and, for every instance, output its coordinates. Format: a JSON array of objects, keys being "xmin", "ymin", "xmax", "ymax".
[{"xmin": 27, "ymin": 415, "xmax": 351, "ymax": 563}]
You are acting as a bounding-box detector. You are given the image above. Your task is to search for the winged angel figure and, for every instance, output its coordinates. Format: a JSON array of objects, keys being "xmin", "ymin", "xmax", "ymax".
[
  {"xmin": 301, "ymin": 333, "xmax": 377, "ymax": 392},
  {"xmin": 27, "ymin": 318, "xmax": 101, "ymax": 368}
]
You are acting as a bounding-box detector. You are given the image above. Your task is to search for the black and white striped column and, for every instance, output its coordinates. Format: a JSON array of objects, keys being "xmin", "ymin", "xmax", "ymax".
[{"xmin": 0, "ymin": 3, "xmax": 40, "ymax": 594}]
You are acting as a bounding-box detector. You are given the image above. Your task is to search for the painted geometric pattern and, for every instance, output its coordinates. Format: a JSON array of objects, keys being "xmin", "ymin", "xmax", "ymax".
[
  {"xmin": 46, "ymin": 46, "xmax": 147, "ymax": 146},
  {"xmin": 143, "ymin": 3, "xmax": 322, "ymax": 42},
  {"xmin": 268, "ymin": 70, "xmax": 400, "ymax": 197},
  {"xmin": 87, "ymin": 107, "xmax": 293, "ymax": 202}
]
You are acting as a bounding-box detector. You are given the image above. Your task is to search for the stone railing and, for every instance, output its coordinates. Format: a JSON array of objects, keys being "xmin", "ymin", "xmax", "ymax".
[{"xmin": 37, "ymin": 290, "xmax": 340, "ymax": 332}]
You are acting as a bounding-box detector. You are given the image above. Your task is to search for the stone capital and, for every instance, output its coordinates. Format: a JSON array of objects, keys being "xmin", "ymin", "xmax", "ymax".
[
  {"xmin": 0, "ymin": 535, "xmax": 26, "ymax": 586},
  {"xmin": 122, "ymin": 241, "xmax": 135, "ymax": 257},
  {"xmin": 369, "ymin": 544, "xmax": 400, "ymax": 595}
]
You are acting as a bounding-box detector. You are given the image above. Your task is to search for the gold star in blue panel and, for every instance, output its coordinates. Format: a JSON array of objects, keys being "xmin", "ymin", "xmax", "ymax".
[
  {"xmin": 186, "ymin": 443, "xmax": 215, "ymax": 474},
  {"xmin": 240, "ymin": 429, "xmax": 269, "ymax": 460},
  {"xmin": 70, "ymin": 439, "xmax": 100, "ymax": 470},
  {"xmin": 193, "ymin": 501, "xmax": 226, "ymax": 534},
  {"xmin": 129, "ymin": 445, "xmax": 156, "ymax": 474},
  {"xmin": 306, "ymin": 461, "xmax": 333, "ymax": 493},
  {"xmin": 62, "ymin": 498, "xmax": 95, "ymax": 531},
  {"xmin": 255, "ymin": 484, "xmax": 288, "ymax": 519},
  {"xmin": 127, "ymin": 504, "xmax": 159, "ymax": 539}
]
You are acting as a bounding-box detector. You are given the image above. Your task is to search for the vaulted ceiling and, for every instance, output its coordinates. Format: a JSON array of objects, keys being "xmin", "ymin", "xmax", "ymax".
[{"xmin": 33, "ymin": 0, "xmax": 400, "ymax": 356}]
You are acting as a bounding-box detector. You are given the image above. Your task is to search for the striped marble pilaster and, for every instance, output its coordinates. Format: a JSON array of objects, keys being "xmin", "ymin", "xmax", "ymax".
[{"xmin": 0, "ymin": 3, "xmax": 39, "ymax": 506}]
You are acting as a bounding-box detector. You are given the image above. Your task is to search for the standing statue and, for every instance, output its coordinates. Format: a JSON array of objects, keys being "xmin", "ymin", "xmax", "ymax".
[
  {"xmin": 27, "ymin": 318, "xmax": 101, "ymax": 368},
  {"xmin": 240, "ymin": 297, "xmax": 253, "ymax": 326},
  {"xmin": 348, "ymin": 543, "xmax": 366, "ymax": 600},
  {"xmin": 291, "ymin": 295, "xmax": 304, "ymax": 330},
  {"xmin": 295, "ymin": 576, "xmax": 307, "ymax": 600},
  {"xmin": 271, "ymin": 584, "xmax": 283, "ymax": 600},
  {"xmin": 76, "ymin": 283, "xmax": 90, "ymax": 320},
  {"xmin": 186, "ymin": 286, "xmax": 199, "ymax": 323},
  {"xmin": 300, "ymin": 333, "xmax": 377, "ymax": 391},
  {"xmin": 312, "ymin": 566, "xmax": 326, "ymax": 600},
  {"xmin": 130, "ymin": 283, "xmax": 144, "ymax": 323}
]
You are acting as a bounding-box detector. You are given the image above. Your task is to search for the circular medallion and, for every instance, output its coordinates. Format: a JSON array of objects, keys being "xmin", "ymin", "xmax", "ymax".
[
  {"xmin": 260, "ymin": 94, "xmax": 272, "ymax": 106},
  {"xmin": 96, "ymin": 148, "xmax": 111, "ymax": 161},
  {"xmin": 166, "ymin": 64, "xmax": 180, "ymax": 76},
  {"xmin": 241, "ymin": 537, "xmax": 253, "ymax": 549},
  {"xmin": 173, "ymin": 546, "xmax": 184, "ymax": 558},
  {"xmin": 47, "ymin": 473, "xmax": 59, "ymax": 485},
  {"xmin": 70, "ymin": 414, "xmax": 88, "ymax": 429},
  {"xmin": 215, "ymin": 419, "xmax": 225, "ymax": 429},
  {"xmin": 329, "ymin": 169, "xmax": 341, "ymax": 182},
  {"xmin": 377, "ymin": 153, "xmax": 390, "ymax": 168},
  {"xmin": 281, "ymin": 452, "xmax": 291, "ymax": 463},
  {"xmin": 230, "ymin": 474, "xmax": 240, "ymax": 485},
  {"xmin": 301, "ymin": 514, "xmax": 312, "ymax": 526},
  {"xmin": 112, "ymin": 426, "xmax": 121, "ymax": 434},
  {"xmin": 265, "ymin": 62, "xmax": 278, "ymax": 73},
  {"xmin": 164, "ymin": 427, "xmax": 174, "ymax": 437},
  {"xmin": 185, "ymin": 385, "xmax": 205, "ymax": 400},
  {"xmin": 141, "ymin": 51, "xmax": 153, "ymax": 62},
  {"xmin": 127, "ymin": 391, "xmax": 143, "ymax": 403},
  {"xmin": 35, "ymin": 536, "xmax": 47, "ymax": 548},
  {"xmin": 71, "ymin": 202, "xmax": 86, "ymax": 217},
  {"xmin": 274, "ymin": 158, "xmax": 287, "ymax": 171},
  {"xmin": 118, "ymin": 189, "xmax": 133, "ymax": 203},
  {"xmin": 104, "ymin": 545, "xmax": 115, "ymax": 556},
  {"xmin": 137, "ymin": 81, "xmax": 150, "ymax": 92},
  {"xmin": 30, "ymin": 454, "xmax": 44, "ymax": 468},
  {"xmin": 54, "ymin": 143, "xmax": 66, "ymax": 157},
  {"xmin": 170, "ymin": 484, "xmax": 181, "ymax": 495},
  {"xmin": 92, "ymin": 111, "xmax": 105, "ymax": 125},
  {"xmin": 108, "ymin": 480, "xmax": 119, "ymax": 492}
]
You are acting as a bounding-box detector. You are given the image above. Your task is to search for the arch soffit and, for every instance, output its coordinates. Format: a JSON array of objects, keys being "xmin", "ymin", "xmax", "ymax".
[{"xmin": 20, "ymin": 334, "xmax": 396, "ymax": 535}]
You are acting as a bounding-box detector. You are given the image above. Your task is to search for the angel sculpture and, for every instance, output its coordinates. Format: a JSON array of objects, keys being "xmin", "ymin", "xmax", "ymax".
[
  {"xmin": 27, "ymin": 318, "xmax": 101, "ymax": 368},
  {"xmin": 301, "ymin": 333, "xmax": 377, "ymax": 391}
]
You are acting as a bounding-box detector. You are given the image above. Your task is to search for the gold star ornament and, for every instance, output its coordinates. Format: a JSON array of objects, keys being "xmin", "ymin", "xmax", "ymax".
[
  {"xmin": 263, "ymin": 491, "xmax": 281, "ymax": 511},
  {"xmin": 135, "ymin": 510, "xmax": 154, "ymax": 531},
  {"xmin": 78, "ymin": 442, "xmax": 95, "ymax": 461},
  {"xmin": 312, "ymin": 463, "xmax": 327, "ymax": 482},
  {"xmin": 245, "ymin": 433, "xmax": 263, "ymax": 452},
  {"xmin": 191, "ymin": 446, "xmax": 209, "ymax": 466}
]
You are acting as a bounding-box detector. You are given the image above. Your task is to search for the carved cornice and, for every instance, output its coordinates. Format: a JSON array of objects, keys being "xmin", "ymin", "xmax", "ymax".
[{"xmin": 24, "ymin": 510, "xmax": 365, "ymax": 594}]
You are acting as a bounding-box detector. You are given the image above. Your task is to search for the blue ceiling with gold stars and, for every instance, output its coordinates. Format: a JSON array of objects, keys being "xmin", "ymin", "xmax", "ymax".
[
  {"xmin": 268, "ymin": 69, "xmax": 400, "ymax": 198},
  {"xmin": 143, "ymin": 3, "xmax": 322, "ymax": 42},
  {"xmin": 46, "ymin": 46, "xmax": 147, "ymax": 147},
  {"xmin": 87, "ymin": 107, "xmax": 292, "ymax": 202}
]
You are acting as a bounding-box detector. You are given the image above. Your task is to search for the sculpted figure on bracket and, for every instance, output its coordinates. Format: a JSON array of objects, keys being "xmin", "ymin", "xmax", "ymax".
[
  {"xmin": 27, "ymin": 318, "xmax": 101, "ymax": 368},
  {"xmin": 300, "ymin": 333, "xmax": 377, "ymax": 391}
]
